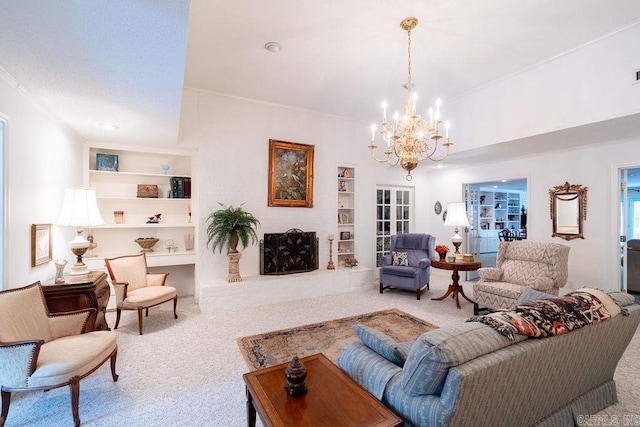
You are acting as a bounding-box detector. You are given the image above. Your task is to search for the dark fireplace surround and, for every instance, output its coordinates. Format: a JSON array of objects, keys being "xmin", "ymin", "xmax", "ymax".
[{"xmin": 260, "ymin": 229, "xmax": 319, "ymax": 275}]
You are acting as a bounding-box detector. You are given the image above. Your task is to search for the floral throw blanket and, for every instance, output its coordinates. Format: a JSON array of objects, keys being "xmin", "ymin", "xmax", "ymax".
[{"xmin": 468, "ymin": 291, "xmax": 612, "ymax": 341}]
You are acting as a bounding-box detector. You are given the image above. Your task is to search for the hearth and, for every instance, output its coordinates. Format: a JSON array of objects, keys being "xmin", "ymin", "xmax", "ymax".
[{"xmin": 260, "ymin": 229, "xmax": 318, "ymax": 275}]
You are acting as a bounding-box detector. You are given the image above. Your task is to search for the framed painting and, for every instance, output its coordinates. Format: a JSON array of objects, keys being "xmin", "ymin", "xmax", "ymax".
[
  {"xmin": 268, "ymin": 139, "xmax": 314, "ymax": 207},
  {"xmin": 32, "ymin": 223, "xmax": 52, "ymax": 266},
  {"xmin": 96, "ymin": 153, "xmax": 119, "ymax": 171}
]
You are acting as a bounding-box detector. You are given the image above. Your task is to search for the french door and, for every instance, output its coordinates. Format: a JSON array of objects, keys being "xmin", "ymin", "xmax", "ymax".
[
  {"xmin": 374, "ymin": 185, "xmax": 413, "ymax": 268},
  {"xmin": 620, "ymin": 167, "xmax": 640, "ymax": 292}
]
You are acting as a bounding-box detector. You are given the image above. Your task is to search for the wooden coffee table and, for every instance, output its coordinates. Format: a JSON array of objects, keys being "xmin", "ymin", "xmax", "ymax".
[
  {"xmin": 243, "ymin": 353, "xmax": 402, "ymax": 427},
  {"xmin": 430, "ymin": 259, "xmax": 481, "ymax": 310}
]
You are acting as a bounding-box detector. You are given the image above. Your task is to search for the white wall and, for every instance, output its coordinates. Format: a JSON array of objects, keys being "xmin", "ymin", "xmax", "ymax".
[
  {"xmin": 447, "ymin": 23, "xmax": 640, "ymax": 150},
  {"xmin": 187, "ymin": 90, "xmax": 429, "ymax": 293},
  {"xmin": 424, "ymin": 138, "xmax": 640, "ymax": 291},
  {"xmin": 0, "ymin": 70, "xmax": 84, "ymax": 289}
]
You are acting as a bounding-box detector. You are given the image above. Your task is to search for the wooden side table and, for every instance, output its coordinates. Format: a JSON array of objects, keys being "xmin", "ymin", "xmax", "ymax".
[
  {"xmin": 243, "ymin": 353, "xmax": 402, "ymax": 427},
  {"xmin": 41, "ymin": 271, "xmax": 110, "ymax": 331},
  {"xmin": 430, "ymin": 259, "xmax": 481, "ymax": 310}
]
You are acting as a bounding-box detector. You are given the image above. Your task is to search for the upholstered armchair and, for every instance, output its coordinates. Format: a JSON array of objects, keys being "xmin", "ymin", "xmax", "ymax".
[
  {"xmin": 473, "ymin": 240, "xmax": 570, "ymax": 313},
  {"xmin": 379, "ymin": 233, "xmax": 436, "ymax": 300},
  {"xmin": 104, "ymin": 253, "xmax": 178, "ymax": 335},
  {"xmin": 0, "ymin": 282, "xmax": 118, "ymax": 427}
]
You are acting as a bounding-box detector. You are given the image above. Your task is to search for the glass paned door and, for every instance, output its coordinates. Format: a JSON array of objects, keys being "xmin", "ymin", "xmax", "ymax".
[{"xmin": 375, "ymin": 186, "xmax": 413, "ymax": 268}]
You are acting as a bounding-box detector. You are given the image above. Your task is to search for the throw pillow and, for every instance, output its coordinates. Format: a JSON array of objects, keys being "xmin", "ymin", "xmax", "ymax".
[
  {"xmin": 392, "ymin": 251, "xmax": 408, "ymax": 266},
  {"xmin": 402, "ymin": 323, "xmax": 523, "ymax": 396},
  {"xmin": 353, "ymin": 323, "xmax": 405, "ymax": 367},
  {"xmin": 515, "ymin": 287, "xmax": 555, "ymax": 305},
  {"xmin": 576, "ymin": 288, "xmax": 621, "ymax": 317},
  {"xmin": 526, "ymin": 276, "xmax": 555, "ymax": 291},
  {"xmin": 607, "ymin": 291, "xmax": 635, "ymax": 307}
]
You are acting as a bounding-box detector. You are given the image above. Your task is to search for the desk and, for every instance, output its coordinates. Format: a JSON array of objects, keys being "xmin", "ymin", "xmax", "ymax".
[
  {"xmin": 430, "ymin": 259, "xmax": 481, "ymax": 309},
  {"xmin": 243, "ymin": 353, "xmax": 402, "ymax": 427},
  {"xmin": 41, "ymin": 271, "xmax": 110, "ymax": 331}
]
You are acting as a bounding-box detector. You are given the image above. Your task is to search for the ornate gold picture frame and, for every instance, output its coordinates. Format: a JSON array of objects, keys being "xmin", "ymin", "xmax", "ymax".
[{"xmin": 268, "ymin": 139, "xmax": 314, "ymax": 207}]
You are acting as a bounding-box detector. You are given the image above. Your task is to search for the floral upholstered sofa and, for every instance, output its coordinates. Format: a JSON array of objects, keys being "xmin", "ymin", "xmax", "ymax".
[{"xmin": 338, "ymin": 289, "xmax": 640, "ymax": 426}]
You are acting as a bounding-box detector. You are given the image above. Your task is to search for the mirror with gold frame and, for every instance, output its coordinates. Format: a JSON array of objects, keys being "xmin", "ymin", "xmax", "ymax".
[{"xmin": 549, "ymin": 182, "xmax": 588, "ymax": 240}]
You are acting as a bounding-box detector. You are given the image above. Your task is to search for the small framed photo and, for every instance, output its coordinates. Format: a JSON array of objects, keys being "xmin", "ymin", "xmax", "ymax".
[
  {"xmin": 340, "ymin": 231, "xmax": 351, "ymax": 241},
  {"xmin": 31, "ymin": 224, "xmax": 52, "ymax": 267},
  {"xmin": 96, "ymin": 153, "xmax": 119, "ymax": 171}
]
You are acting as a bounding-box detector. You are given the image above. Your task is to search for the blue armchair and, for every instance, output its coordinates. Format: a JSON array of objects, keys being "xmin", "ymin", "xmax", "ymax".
[{"xmin": 379, "ymin": 233, "xmax": 436, "ymax": 300}]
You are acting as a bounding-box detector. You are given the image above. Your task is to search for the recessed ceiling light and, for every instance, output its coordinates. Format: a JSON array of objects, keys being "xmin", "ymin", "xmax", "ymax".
[
  {"xmin": 436, "ymin": 164, "xmax": 444, "ymax": 169},
  {"xmin": 99, "ymin": 124, "xmax": 119, "ymax": 130},
  {"xmin": 264, "ymin": 42, "xmax": 282, "ymax": 53}
]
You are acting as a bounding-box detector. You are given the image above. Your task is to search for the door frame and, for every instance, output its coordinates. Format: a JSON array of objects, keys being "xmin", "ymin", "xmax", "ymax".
[
  {"xmin": 372, "ymin": 184, "xmax": 415, "ymax": 279},
  {"xmin": 614, "ymin": 164, "xmax": 640, "ymax": 292}
]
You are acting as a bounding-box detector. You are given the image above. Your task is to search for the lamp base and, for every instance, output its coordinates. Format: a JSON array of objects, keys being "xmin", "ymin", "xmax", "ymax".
[
  {"xmin": 69, "ymin": 263, "xmax": 89, "ymax": 275},
  {"xmin": 69, "ymin": 243, "xmax": 89, "ymax": 275}
]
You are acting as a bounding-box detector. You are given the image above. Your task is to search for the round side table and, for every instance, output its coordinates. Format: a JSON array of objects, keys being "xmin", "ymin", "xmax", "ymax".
[{"xmin": 430, "ymin": 259, "xmax": 481, "ymax": 310}]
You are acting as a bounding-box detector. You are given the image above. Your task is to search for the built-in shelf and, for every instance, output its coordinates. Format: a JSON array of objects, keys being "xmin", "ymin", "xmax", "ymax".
[
  {"xmin": 97, "ymin": 196, "xmax": 191, "ymax": 201},
  {"xmin": 472, "ymin": 188, "xmax": 524, "ymax": 253},
  {"xmin": 84, "ymin": 142, "xmax": 196, "ymax": 267},
  {"xmin": 336, "ymin": 166, "xmax": 356, "ymax": 267},
  {"xmin": 85, "ymin": 251, "xmax": 195, "ymax": 269},
  {"xmin": 96, "ymin": 223, "xmax": 194, "ymax": 229},
  {"xmin": 90, "ymin": 170, "xmax": 192, "ymax": 179}
]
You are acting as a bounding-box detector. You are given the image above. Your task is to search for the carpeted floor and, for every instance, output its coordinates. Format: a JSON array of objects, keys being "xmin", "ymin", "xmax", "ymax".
[
  {"xmin": 237, "ymin": 308, "xmax": 437, "ymax": 370},
  {"xmin": 3, "ymin": 270, "xmax": 640, "ymax": 426}
]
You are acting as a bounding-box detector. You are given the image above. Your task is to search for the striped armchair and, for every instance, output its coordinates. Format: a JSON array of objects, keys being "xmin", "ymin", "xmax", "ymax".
[{"xmin": 473, "ymin": 241, "xmax": 570, "ymax": 313}]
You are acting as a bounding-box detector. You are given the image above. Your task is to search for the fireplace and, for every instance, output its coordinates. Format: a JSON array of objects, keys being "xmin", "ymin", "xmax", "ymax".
[{"xmin": 260, "ymin": 229, "xmax": 319, "ymax": 275}]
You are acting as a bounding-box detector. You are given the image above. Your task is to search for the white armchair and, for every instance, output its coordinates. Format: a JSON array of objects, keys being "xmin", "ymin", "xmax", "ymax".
[
  {"xmin": 473, "ymin": 241, "xmax": 570, "ymax": 314},
  {"xmin": 104, "ymin": 253, "xmax": 178, "ymax": 335},
  {"xmin": 0, "ymin": 282, "xmax": 118, "ymax": 427}
]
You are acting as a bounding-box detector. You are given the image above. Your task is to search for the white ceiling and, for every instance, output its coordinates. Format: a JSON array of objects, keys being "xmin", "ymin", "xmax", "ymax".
[{"xmin": 2, "ymin": 1, "xmax": 640, "ymax": 150}]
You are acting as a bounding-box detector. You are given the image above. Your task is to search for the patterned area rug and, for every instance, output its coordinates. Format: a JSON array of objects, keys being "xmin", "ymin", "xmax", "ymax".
[{"xmin": 237, "ymin": 308, "xmax": 438, "ymax": 370}]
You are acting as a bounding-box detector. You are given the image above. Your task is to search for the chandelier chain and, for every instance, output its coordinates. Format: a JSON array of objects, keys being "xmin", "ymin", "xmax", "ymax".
[{"xmin": 407, "ymin": 29, "xmax": 412, "ymax": 90}]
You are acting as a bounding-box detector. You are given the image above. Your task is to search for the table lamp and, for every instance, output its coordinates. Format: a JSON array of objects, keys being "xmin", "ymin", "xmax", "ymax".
[
  {"xmin": 444, "ymin": 202, "xmax": 469, "ymax": 256},
  {"xmin": 56, "ymin": 188, "xmax": 104, "ymax": 275}
]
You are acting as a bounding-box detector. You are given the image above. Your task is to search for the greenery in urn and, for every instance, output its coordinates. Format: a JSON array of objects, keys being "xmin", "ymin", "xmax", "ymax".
[{"xmin": 206, "ymin": 203, "xmax": 260, "ymax": 254}]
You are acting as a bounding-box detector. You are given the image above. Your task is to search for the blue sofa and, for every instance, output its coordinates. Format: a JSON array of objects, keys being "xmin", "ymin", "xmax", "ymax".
[{"xmin": 338, "ymin": 291, "xmax": 640, "ymax": 426}]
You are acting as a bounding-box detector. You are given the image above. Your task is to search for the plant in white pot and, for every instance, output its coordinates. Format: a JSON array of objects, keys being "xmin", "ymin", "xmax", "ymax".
[{"xmin": 206, "ymin": 203, "xmax": 260, "ymax": 282}]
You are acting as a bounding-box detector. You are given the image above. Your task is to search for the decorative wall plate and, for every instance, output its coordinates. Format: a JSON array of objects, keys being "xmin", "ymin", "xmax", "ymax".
[{"xmin": 434, "ymin": 201, "xmax": 442, "ymax": 215}]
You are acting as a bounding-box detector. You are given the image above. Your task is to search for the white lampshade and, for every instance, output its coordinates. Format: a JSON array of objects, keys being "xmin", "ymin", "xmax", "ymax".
[
  {"xmin": 444, "ymin": 202, "xmax": 469, "ymax": 255},
  {"xmin": 56, "ymin": 188, "xmax": 104, "ymax": 275},
  {"xmin": 444, "ymin": 202, "xmax": 470, "ymax": 227},
  {"xmin": 56, "ymin": 188, "xmax": 104, "ymax": 227}
]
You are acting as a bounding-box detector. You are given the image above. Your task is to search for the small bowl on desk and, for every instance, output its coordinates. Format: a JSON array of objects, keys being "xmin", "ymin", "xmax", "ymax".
[
  {"xmin": 135, "ymin": 237, "xmax": 159, "ymax": 252},
  {"xmin": 463, "ymin": 254, "xmax": 475, "ymax": 263}
]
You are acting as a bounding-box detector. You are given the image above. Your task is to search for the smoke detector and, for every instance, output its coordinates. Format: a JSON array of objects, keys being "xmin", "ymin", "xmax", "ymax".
[{"xmin": 264, "ymin": 42, "xmax": 282, "ymax": 53}]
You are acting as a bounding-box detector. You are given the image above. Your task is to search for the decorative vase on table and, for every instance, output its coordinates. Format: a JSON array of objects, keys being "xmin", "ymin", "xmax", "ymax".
[{"xmin": 439, "ymin": 253, "xmax": 446, "ymax": 261}]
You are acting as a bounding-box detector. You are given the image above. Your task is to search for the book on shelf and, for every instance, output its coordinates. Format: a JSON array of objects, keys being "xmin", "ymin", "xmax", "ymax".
[{"xmin": 170, "ymin": 177, "xmax": 191, "ymax": 199}]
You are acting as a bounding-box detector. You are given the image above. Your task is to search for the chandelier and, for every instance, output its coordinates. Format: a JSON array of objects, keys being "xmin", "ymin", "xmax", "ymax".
[{"xmin": 368, "ymin": 17, "xmax": 452, "ymax": 181}]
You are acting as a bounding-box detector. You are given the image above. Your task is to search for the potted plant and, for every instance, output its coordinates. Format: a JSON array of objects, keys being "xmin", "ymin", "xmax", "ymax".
[{"xmin": 206, "ymin": 203, "xmax": 260, "ymax": 282}]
